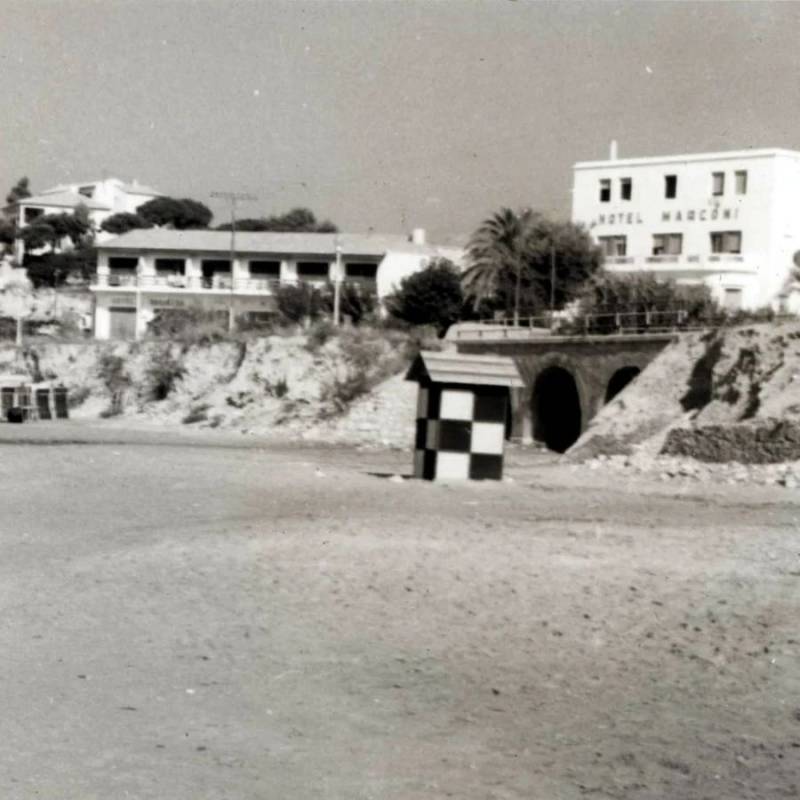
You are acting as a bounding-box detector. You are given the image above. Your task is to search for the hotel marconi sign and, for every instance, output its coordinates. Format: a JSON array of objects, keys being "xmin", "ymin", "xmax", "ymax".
[{"xmin": 590, "ymin": 206, "xmax": 741, "ymax": 227}]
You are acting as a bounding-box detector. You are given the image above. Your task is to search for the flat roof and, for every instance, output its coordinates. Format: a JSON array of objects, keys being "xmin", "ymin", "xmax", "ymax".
[
  {"xmin": 18, "ymin": 190, "xmax": 111, "ymax": 210},
  {"xmin": 573, "ymin": 148, "xmax": 800, "ymax": 171},
  {"xmin": 99, "ymin": 228, "xmax": 460, "ymax": 258}
]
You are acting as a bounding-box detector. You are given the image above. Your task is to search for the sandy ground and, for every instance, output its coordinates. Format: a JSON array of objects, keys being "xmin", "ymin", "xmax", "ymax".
[{"xmin": 0, "ymin": 422, "xmax": 798, "ymax": 799}]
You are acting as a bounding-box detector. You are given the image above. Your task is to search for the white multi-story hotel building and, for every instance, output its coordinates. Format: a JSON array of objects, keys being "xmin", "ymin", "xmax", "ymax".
[
  {"xmin": 572, "ymin": 146, "xmax": 800, "ymax": 312},
  {"xmin": 6, "ymin": 177, "xmax": 163, "ymax": 261},
  {"xmin": 90, "ymin": 228, "xmax": 463, "ymax": 339}
]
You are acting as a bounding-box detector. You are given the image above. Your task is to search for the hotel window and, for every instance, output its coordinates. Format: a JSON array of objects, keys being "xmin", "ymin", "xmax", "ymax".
[
  {"xmin": 345, "ymin": 262, "xmax": 379, "ymax": 280},
  {"xmin": 598, "ymin": 235, "xmax": 627, "ymax": 257},
  {"xmin": 710, "ymin": 231, "xmax": 742, "ymax": 254},
  {"xmin": 108, "ymin": 257, "xmax": 138, "ymax": 286},
  {"xmin": 249, "ymin": 260, "xmax": 281, "ymax": 278},
  {"xmin": 154, "ymin": 258, "xmax": 186, "ymax": 275},
  {"xmin": 108, "ymin": 257, "xmax": 138, "ymax": 271},
  {"xmin": 652, "ymin": 233, "xmax": 682, "ymax": 256},
  {"xmin": 78, "ymin": 185, "xmax": 95, "ymax": 198},
  {"xmin": 664, "ymin": 174, "xmax": 677, "ymax": 199},
  {"xmin": 712, "ymin": 172, "xmax": 725, "ymax": 196},
  {"xmin": 735, "ymin": 170, "xmax": 748, "ymax": 195},
  {"xmin": 297, "ymin": 261, "xmax": 330, "ymax": 279},
  {"xmin": 599, "ymin": 179, "xmax": 611, "ymax": 203},
  {"xmin": 620, "ymin": 177, "xmax": 632, "ymax": 201}
]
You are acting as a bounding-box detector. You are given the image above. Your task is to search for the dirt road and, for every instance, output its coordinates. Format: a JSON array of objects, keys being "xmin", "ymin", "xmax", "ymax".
[{"xmin": 0, "ymin": 425, "xmax": 798, "ymax": 799}]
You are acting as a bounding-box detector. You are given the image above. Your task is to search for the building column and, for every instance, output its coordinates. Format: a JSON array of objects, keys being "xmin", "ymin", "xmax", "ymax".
[{"xmin": 509, "ymin": 386, "xmax": 533, "ymax": 444}]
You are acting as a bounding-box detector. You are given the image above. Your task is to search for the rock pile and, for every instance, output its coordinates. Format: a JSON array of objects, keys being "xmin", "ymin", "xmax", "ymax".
[
  {"xmin": 661, "ymin": 418, "xmax": 800, "ymax": 464},
  {"xmin": 581, "ymin": 452, "xmax": 800, "ymax": 489}
]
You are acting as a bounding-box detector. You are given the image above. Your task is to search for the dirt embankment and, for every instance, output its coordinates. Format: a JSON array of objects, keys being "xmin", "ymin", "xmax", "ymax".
[
  {"xmin": 0, "ymin": 327, "xmax": 421, "ymax": 446},
  {"xmin": 571, "ymin": 321, "xmax": 800, "ymax": 463}
]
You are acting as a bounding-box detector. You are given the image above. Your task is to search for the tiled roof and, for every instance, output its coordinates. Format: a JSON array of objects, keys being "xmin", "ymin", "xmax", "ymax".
[
  {"xmin": 19, "ymin": 191, "xmax": 111, "ymax": 211},
  {"xmin": 99, "ymin": 228, "xmax": 461, "ymax": 258},
  {"xmin": 406, "ymin": 351, "xmax": 524, "ymax": 388}
]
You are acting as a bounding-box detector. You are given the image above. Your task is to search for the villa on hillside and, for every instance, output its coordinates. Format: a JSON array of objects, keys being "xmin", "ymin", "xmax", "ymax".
[
  {"xmin": 572, "ymin": 145, "xmax": 800, "ymax": 313},
  {"xmin": 5, "ymin": 177, "xmax": 163, "ymax": 260},
  {"xmin": 90, "ymin": 227, "xmax": 464, "ymax": 339}
]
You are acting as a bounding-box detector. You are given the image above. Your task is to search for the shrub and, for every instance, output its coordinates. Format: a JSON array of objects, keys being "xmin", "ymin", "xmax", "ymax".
[
  {"xmin": 68, "ymin": 385, "xmax": 91, "ymax": 408},
  {"xmin": 147, "ymin": 308, "xmax": 229, "ymax": 345},
  {"xmin": 25, "ymin": 247, "xmax": 97, "ymax": 287},
  {"xmin": 320, "ymin": 370, "xmax": 371, "ymax": 415},
  {"xmin": 383, "ymin": 259, "xmax": 464, "ymax": 336},
  {"xmin": 572, "ymin": 273, "xmax": 719, "ymax": 333},
  {"xmin": 142, "ymin": 347, "xmax": 186, "ymax": 402},
  {"xmin": 305, "ymin": 319, "xmax": 336, "ymax": 351},
  {"xmin": 266, "ymin": 376, "xmax": 289, "ymax": 398},
  {"xmin": 100, "ymin": 212, "xmax": 152, "ymax": 235},
  {"xmin": 318, "ymin": 282, "xmax": 377, "ymax": 325},
  {"xmin": 97, "ymin": 352, "xmax": 130, "ymax": 415},
  {"xmin": 275, "ymin": 282, "xmax": 326, "ymax": 324},
  {"xmin": 182, "ymin": 403, "xmax": 210, "ymax": 424}
]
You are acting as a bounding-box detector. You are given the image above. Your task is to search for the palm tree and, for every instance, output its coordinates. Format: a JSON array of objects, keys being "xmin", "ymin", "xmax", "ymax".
[{"xmin": 462, "ymin": 207, "xmax": 537, "ymax": 325}]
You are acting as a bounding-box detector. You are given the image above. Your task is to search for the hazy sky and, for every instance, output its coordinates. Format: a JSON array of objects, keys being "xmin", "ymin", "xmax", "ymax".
[{"xmin": 2, "ymin": 0, "xmax": 800, "ymax": 240}]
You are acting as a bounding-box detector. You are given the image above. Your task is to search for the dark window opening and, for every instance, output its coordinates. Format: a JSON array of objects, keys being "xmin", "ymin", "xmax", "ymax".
[
  {"xmin": 78, "ymin": 185, "xmax": 95, "ymax": 198},
  {"xmin": 712, "ymin": 172, "xmax": 725, "ymax": 197},
  {"xmin": 23, "ymin": 207, "xmax": 44, "ymax": 224},
  {"xmin": 710, "ymin": 231, "xmax": 741, "ymax": 254},
  {"xmin": 345, "ymin": 262, "xmax": 378, "ymax": 279},
  {"xmin": 620, "ymin": 177, "xmax": 632, "ymax": 201},
  {"xmin": 201, "ymin": 259, "xmax": 232, "ymax": 288},
  {"xmin": 154, "ymin": 258, "xmax": 186, "ymax": 275},
  {"xmin": 249, "ymin": 260, "xmax": 281, "ymax": 278},
  {"xmin": 297, "ymin": 261, "xmax": 330, "ymax": 279},
  {"xmin": 652, "ymin": 233, "xmax": 682, "ymax": 256},
  {"xmin": 599, "ymin": 179, "xmax": 611, "ymax": 203},
  {"xmin": 665, "ymin": 174, "xmax": 677, "ymax": 199},
  {"xmin": 109, "ymin": 257, "xmax": 138, "ymax": 271},
  {"xmin": 108, "ymin": 257, "xmax": 138, "ymax": 286}
]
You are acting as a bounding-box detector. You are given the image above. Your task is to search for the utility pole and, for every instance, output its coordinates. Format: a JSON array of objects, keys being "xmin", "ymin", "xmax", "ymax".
[
  {"xmin": 549, "ymin": 244, "xmax": 556, "ymax": 329},
  {"xmin": 333, "ymin": 237, "xmax": 342, "ymax": 327},
  {"xmin": 210, "ymin": 191, "xmax": 256, "ymax": 332}
]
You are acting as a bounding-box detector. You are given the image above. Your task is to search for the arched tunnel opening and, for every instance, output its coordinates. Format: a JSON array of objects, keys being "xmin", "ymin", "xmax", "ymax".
[
  {"xmin": 605, "ymin": 366, "xmax": 641, "ymax": 403},
  {"xmin": 532, "ymin": 367, "xmax": 582, "ymax": 453}
]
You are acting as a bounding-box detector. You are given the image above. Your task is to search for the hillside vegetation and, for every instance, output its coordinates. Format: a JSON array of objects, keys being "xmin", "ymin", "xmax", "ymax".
[{"xmin": 0, "ymin": 326, "xmax": 422, "ymax": 445}]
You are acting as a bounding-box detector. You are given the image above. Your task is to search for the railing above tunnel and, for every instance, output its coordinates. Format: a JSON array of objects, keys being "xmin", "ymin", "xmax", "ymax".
[{"xmin": 449, "ymin": 310, "xmax": 795, "ymax": 341}]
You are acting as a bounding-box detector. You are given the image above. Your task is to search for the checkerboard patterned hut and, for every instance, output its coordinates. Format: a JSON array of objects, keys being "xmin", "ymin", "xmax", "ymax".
[{"xmin": 406, "ymin": 352, "xmax": 523, "ymax": 481}]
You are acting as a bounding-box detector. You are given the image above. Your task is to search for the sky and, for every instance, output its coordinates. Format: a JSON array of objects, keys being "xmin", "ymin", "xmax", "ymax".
[{"xmin": 2, "ymin": 0, "xmax": 800, "ymax": 241}]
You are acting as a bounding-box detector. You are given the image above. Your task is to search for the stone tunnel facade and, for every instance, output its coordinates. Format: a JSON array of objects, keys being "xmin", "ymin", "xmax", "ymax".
[{"xmin": 456, "ymin": 334, "xmax": 674, "ymax": 451}]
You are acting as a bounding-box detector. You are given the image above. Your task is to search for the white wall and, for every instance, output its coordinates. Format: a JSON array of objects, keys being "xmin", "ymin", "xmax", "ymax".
[{"xmin": 572, "ymin": 150, "xmax": 800, "ymax": 310}]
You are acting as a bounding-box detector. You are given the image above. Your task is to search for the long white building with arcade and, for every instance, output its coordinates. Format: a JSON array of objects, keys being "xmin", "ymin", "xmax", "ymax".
[{"xmin": 90, "ymin": 228, "xmax": 463, "ymax": 339}]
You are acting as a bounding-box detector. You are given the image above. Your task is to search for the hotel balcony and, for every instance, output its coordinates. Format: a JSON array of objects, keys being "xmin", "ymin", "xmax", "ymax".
[
  {"xmin": 91, "ymin": 273, "xmax": 376, "ymax": 294},
  {"xmin": 604, "ymin": 253, "xmax": 757, "ymax": 275}
]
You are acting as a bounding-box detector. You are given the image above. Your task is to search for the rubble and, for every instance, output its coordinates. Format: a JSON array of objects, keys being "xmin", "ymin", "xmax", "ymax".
[{"xmin": 580, "ymin": 451, "xmax": 800, "ymax": 489}]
